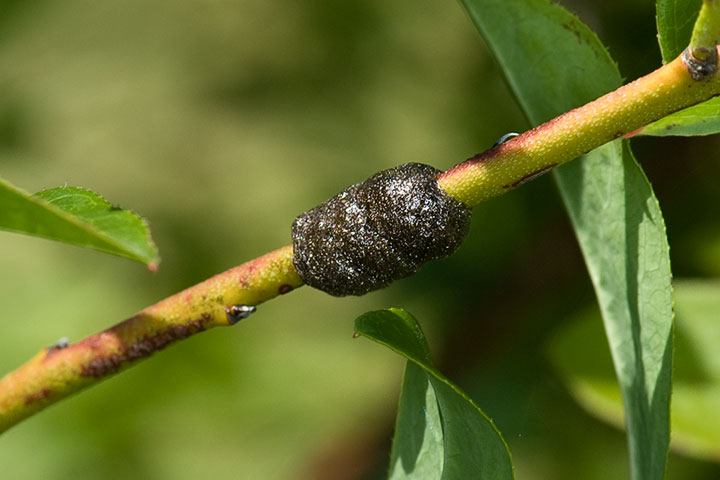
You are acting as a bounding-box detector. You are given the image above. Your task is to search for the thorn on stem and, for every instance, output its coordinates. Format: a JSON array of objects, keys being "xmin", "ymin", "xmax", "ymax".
[
  {"xmin": 493, "ymin": 132, "xmax": 520, "ymax": 147},
  {"xmin": 56, "ymin": 337, "xmax": 69, "ymax": 349},
  {"xmin": 225, "ymin": 305, "xmax": 256, "ymax": 324},
  {"xmin": 48, "ymin": 337, "xmax": 69, "ymax": 352}
]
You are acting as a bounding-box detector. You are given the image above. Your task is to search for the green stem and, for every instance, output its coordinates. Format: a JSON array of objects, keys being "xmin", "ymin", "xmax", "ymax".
[
  {"xmin": 690, "ymin": 0, "xmax": 720, "ymax": 61},
  {"xmin": 0, "ymin": 245, "xmax": 302, "ymax": 433},
  {"xmin": 438, "ymin": 48, "xmax": 720, "ymax": 206},
  {"xmin": 2, "ymin": 45, "xmax": 720, "ymax": 437}
]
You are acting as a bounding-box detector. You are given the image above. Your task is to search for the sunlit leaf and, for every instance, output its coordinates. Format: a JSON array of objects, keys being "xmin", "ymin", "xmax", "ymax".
[
  {"xmin": 0, "ymin": 177, "xmax": 159, "ymax": 267},
  {"xmin": 457, "ymin": 1, "xmax": 674, "ymax": 478},
  {"xmin": 355, "ymin": 308, "xmax": 514, "ymax": 479}
]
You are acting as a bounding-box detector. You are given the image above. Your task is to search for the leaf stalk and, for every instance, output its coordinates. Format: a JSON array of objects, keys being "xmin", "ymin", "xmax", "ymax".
[{"xmin": 689, "ymin": 0, "xmax": 720, "ymax": 62}]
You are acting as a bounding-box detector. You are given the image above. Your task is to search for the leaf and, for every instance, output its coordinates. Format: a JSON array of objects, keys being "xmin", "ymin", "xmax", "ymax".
[
  {"xmin": 642, "ymin": 1, "xmax": 720, "ymax": 137},
  {"xmin": 458, "ymin": 1, "xmax": 674, "ymax": 479},
  {"xmin": 656, "ymin": 0, "xmax": 702, "ymax": 62},
  {"xmin": 354, "ymin": 308, "xmax": 513, "ymax": 480},
  {"xmin": 0, "ymin": 177, "xmax": 159, "ymax": 267},
  {"xmin": 635, "ymin": 96, "xmax": 720, "ymax": 136},
  {"xmin": 549, "ymin": 279, "xmax": 720, "ymax": 462}
]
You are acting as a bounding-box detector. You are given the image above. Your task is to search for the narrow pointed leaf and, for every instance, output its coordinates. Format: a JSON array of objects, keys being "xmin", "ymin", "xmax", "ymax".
[
  {"xmin": 656, "ymin": 0, "xmax": 702, "ymax": 62},
  {"xmin": 549, "ymin": 279, "xmax": 720, "ymax": 462},
  {"xmin": 0, "ymin": 177, "xmax": 159, "ymax": 267},
  {"xmin": 458, "ymin": 1, "xmax": 673, "ymax": 479},
  {"xmin": 355, "ymin": 308, "xmax": 513, "ymax": 479},
  {"xmin": 645, "ymin": 1, "xmax": 719, "ymax": 137},
  {"xmin": 387, "ymin": 362, "xmax": 444, "ymax": 479}
]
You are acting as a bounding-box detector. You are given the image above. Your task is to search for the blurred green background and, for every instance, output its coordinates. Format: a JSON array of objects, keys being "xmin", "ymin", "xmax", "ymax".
[{"xmin": 1, "ymin": 0, "xmax": 720, "ymax": 478}]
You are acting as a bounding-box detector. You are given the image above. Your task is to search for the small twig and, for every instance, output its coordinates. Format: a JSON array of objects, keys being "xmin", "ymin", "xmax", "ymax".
[
  {"xmin": 689, "ymin": 0, "xmax": 720, "ymax": 63},
  {"xmin": 2, "ymin": 47, "xmax": 720, "ymax": 436},
  {"xmin": 0, "ymin": 245, "xmax": 302, "ymax": 433},
  {"xmin": 438, "ymin": 47, "xmax": 720, "ymax": 205}
]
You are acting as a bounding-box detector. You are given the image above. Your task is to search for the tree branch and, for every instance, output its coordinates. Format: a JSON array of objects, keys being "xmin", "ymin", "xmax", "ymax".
[
  {"xmin": 438, "ymin": 47, "xmax": 720, "ymax": 205},
  {"xmin": 0, "ymin": 245, "xmax": 302, "ymax": 433},
  {"xmin": 1, "ymin": 44, "xmax": 720, "ymax": 434}
]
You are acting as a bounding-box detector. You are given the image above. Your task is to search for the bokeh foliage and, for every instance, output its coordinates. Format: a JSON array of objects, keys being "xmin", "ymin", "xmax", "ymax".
[{"xmin": 1, "ymin": 0, "xmax": 720, "ymax": 479}]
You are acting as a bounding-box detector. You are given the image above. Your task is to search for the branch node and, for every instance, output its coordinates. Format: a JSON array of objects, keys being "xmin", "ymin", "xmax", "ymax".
[
  {"xmin": 225, "ymin": 305, "xmax": 256, "ymax": 324},
  {"xmin": 683, "ymin": 46, "xmax": 718, "ymax": 81}
]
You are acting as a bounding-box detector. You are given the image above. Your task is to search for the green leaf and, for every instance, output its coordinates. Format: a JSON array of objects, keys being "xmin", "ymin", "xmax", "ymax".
[
  {"xmin": 354, "ymin": 309, "xmax": 513, "ymax": 480},
  {"xmin": 458, "ymin": 1, "xmax": 673, "ymax": 479},
  {"xmin": 0, "ymin": 177, "xmax": 159, "ymax": 267},
  {"xmin": 656, "ymin": 0, "xmax": 702, "ymax": 62},
  {"xmin": 646, "ymin": 1, "xmax": 720, "ymax": 137},
  {"xmin": 635, "ymin": 96, "xmax": 720, "ymax": 136},
  {"xmin": 549, "ymin": 279, "xmax": 720, "ymax": 462}
]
